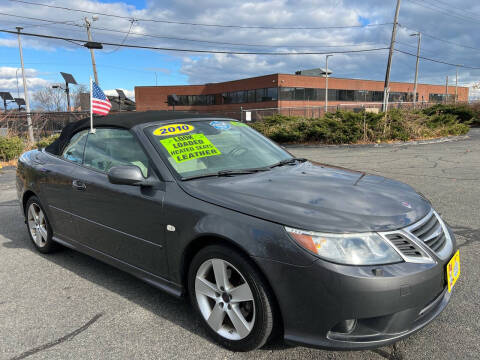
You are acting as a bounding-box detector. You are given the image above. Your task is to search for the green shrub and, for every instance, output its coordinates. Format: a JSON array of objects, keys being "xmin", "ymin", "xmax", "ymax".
[
  {"xmin": 251, "ymin": 107, "xmax": 470, "ymax": 144},
  {"xmin": 0, "ymin": 136, "xmax": 25, "ymax": 161},
  {"xmin": 423, "ymin": 104, "xmax": 477, "ymax": 125},
  {"xmin": 36, "ymin": 134, "xmax": 60, "ymax": 149}
]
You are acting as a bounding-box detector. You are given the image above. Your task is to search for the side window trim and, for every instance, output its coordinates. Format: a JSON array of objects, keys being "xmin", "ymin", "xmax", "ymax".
[
  {"xmin": 60, "ymin": 129, "xmax": 89, "ymax": 165},
  {"xmin": 83, "ymin": 127, "xmax": 152, "ymax": 178}
]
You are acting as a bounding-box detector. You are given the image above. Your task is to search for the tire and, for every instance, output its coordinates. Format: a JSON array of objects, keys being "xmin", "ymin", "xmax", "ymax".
[
  {"xmin": 188, "ymin": 244, "xmax": 274, "ymax": 352},
  {"xmin": 25, "ymin": 196, "xmax": 57, "ymax": 254}
]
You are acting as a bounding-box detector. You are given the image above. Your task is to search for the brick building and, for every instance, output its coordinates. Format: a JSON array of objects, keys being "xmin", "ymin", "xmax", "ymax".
[{"xmin": 135, "ymin": 72, "xmax": 469, "ymax": 113}]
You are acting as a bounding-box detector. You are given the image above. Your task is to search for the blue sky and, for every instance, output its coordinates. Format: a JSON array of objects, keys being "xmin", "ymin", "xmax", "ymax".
[{"xmin": 2, "ymin": 0, "xmax": 480, "ymax": 103}]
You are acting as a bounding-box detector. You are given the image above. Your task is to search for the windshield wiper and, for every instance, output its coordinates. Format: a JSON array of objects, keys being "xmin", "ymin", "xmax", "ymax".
[
  {"xmin": 269, "ymin": 157, "xmax": 308, "ymax": 169},
  {"xmin": 182, "ymin": 167, "xmax": 270, "ymax": 181}
]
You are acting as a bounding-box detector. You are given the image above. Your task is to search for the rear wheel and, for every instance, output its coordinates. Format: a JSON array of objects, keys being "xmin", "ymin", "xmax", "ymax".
[
  {"xmin": 25, "ymin": 196, "xmax": 57, "ymax": 253},
  {"xmin": 188, "ymin": 245, "xmax": 274, "ymax": 351}
]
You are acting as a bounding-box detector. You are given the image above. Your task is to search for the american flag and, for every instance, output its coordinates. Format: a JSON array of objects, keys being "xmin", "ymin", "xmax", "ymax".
[{"xmin": 91, "ymin": 82, "xmax": 111, "ymax": 116}]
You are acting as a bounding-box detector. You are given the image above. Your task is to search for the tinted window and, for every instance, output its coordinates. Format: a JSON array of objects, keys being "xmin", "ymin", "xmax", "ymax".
[
  {"xmin": 62, "ymin": 130, "xmax": 88, "ymax": 164},
  {"xmin": 146, "ymin": 121, "xmax": 291, "ymax": 179},
  {"xmin": 83, "ymin": 128, "xmax": 149, "ymax": 177}
]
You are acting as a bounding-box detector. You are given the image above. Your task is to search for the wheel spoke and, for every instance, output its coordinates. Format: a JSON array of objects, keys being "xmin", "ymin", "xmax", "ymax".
[
  {"xmin": 195, "ymin": 276, "xmax": 218, "ymax": 299},
  {"xmin": 229, "ymin": 283, "xmax": 253, "ymax": 303},
  {"xmin": 28, "ymin": 206, "xmax": 36, "ymax": 222},
  {"xmin": 38, "ymin": 225, "xmax": 48, "ymax": 241},
  {"xmin": 212, "ymin": 259, "xmax": 229, "ymax": 290},
  {"xmin": 207, "ymin": 303, "xmax": 225, "ymax": 332},
  {"xmin": 33, "ymin": 229, "xmax": 41, "ymax": 245},
  {"xmin": 32, "ymin": 206, "xmax": 39, "ymax": 222},
  {"xmin": 38, "ymin": 211, "xmax": 45, "ymax": 225},
  {"xmin": 227, "ymin": 305, "xmax": 251, "ymax": 338}
]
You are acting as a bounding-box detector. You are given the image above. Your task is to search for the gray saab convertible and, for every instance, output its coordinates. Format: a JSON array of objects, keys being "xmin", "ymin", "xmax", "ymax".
[{"xmin": 16, "ymin": 111, "xmax": 460, "ymax": 352}]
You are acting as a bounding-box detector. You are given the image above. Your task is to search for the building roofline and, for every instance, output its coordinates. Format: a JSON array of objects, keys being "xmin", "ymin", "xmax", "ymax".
[
  {"xmin": 135, "ymin": 73, "xmax": 469, "ymax": 90},
  {"xmin": 277, "ymin": 73, "xmax": 469, "ymax": 88}
]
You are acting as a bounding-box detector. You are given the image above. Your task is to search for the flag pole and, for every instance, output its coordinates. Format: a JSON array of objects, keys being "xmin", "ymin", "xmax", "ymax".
[{"xmin": 89, "ymin": 77, "xmax": 95, "ymax": 134}]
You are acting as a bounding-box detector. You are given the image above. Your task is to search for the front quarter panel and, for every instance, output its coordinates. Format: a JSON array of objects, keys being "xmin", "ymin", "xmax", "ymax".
[{"xmin": 162, "ymin": 182, "xmax": 317, "ymax": 284}]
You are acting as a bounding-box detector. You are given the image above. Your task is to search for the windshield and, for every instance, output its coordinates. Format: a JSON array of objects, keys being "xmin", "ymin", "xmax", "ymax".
[{"xmin": 146, "ymin": 120, "xmax": 292, "ymax": 179}]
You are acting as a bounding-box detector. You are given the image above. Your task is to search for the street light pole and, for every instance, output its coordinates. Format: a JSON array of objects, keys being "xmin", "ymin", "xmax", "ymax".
[
  {"xmin": 445, "ymin": 76, "xmax": 449, "ymax": 104},
  {"xmin": 383, "ymin": 0, "xmax": 402, "ymax": 112},
  {"xmin": 325, "ymin": 54, "xmax": 333, "ymax": 113},
  {"xmin": 410, "ymin": 32, "xmax": 421, "ymax": 108},
  {"xmin": 455, "ymin": 67, "xmax": 458, "ymax": 105},
  {"xmin": 16, "ymin": 27, "xmax": 34, "ymax": 143},
  {"xmin": 85, "ymin": 17, "xmax": 99, "ymax": 85}
]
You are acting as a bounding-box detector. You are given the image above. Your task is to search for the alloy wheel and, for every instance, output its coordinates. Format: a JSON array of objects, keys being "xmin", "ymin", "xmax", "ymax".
[
  {"xmin": 27, "ymin": 203, "xmax": 48, "ymax": 248},
  {"xmin": 195, "ymin": 258, "xmax": 256, "ymax": 340}
]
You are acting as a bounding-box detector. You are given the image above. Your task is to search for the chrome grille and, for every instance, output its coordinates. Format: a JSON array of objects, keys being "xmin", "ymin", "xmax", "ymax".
[
  {"xmin": 379, "ymin": 209, "xmax": 453, "ymax": 263},
  {"xmin": 385, "ymin": 233, "xmax": 424, "ymax": 258},
  {"xmin": 408, "ymin": 211, "xmax": 447, "ymax": 253}
]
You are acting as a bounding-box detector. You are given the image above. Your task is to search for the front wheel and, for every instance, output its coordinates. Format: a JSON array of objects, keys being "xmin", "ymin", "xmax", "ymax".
[
  {"xmin": 25, "ymin": 196, "xmax": 57, "ymax": 253},
  {"xmin": 188, "ymin": 245, "xmax": 274, "ymax": 352}
]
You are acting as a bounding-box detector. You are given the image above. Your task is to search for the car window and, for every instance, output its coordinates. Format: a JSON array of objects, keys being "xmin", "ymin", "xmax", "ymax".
[
  {"xmin": 83, "ymin": 128, "xmax": 150, "ymax": 177},
  {"xmin": 62, "ymin": 130, "xmax": 88, "ymax": 164},
  {"xmin": 146, "ymin": 121, "xmax": 291, "ymax": 179}
]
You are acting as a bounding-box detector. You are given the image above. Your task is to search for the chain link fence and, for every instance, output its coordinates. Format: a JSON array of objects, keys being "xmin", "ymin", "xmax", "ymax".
[{"xmin": 240, "ymin": 102, "xmax": 441, "ymax": 122}]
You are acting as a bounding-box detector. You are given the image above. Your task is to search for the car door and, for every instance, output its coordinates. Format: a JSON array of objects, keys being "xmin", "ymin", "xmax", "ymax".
[
  {"xmin": 39, "ymin": 130, "xmax": 89, "ymax": 241},
  {"xmin": 68, "ymin": 128, "xmax": 168, "ymax": 277}
]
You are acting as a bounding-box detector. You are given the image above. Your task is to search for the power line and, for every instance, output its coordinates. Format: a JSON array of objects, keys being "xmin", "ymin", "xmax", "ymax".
[
  {"xmin": 7, "ymin": 0, "xmax": 392, "ymax": 30},
  {"xmin": 399, "ymin": 24, "xmax": 480, "ymax": 53},
  {"xmin": 407, "ymin": 0, "xmax": 480, "ymax": 24},
  {"xmin": 394, "ymin": 48, "xmax": 480, "ymax": 70},
  {"xmin": 0, "ymin": 12, "xmax": 386, "ymax": 50},
  {"xmin": 102, "ymin": 19, "xmax": 136, "ymax": 54},
  {"xmin": 0, "ymin": 28, "xmax": 390, "ymax": 55}
]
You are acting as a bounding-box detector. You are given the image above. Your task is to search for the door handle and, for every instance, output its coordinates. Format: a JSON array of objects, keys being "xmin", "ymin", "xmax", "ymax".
[{"xmin": 72, "ymin": 179, "xmax": 86, "ymax": 191}]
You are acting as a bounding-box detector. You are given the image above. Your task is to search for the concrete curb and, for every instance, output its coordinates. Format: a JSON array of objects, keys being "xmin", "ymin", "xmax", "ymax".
[{"xmin": 284, "ymin": 134, "xmax": 470, "ymax": 149}]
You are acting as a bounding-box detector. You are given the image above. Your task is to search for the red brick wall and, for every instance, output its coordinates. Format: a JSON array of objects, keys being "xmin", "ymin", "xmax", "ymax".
[{"xmin": 135, "ymin": 73, "xmax": 469, "ymax": 112}]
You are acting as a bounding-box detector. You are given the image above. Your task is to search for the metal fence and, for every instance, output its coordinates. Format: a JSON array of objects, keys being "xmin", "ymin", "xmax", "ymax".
[
  {"xmin": 240, "ymin": 102, "xmax": 441, "ymax": 122},
  {"xmin": 0, "ymin": 111, "xmax": 89, "ymax": 139}
]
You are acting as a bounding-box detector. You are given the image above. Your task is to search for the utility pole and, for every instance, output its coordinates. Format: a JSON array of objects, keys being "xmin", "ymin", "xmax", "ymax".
[
  {"xmin": 85, "ymin": 17, "xmax": 99, "ymax": 85},
  {"xmin": 383, "ymin": 0, "xmax": 402, "ymax": 112},
  {"xmin": 325, "ymin": 54, "xmax": 333, "ymax": 113},
  {"xmin": 455, "ymin": 67, "xmax": 458, "ymax": 105},
  {"xmin": 410, "ymin": 32, "xmax": 421, "ymax": 108},
  {"xmin": 16, "ymin": 27, "xmax": 34, "ymax": 143},
  {"xmin": 445, "ymin": 76, "xmax": 449, "ymax": 104}
]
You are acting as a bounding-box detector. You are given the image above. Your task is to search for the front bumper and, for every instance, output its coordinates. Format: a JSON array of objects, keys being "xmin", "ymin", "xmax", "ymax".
[{"xmin": 254, "ymin": 228, "xmax": 456, "ymax": 350}]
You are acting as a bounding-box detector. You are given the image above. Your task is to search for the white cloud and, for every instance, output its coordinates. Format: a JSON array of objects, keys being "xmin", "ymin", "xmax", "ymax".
[{"xmin": 0, "ymin": 66, "xmax": 50, "ymax": 96}]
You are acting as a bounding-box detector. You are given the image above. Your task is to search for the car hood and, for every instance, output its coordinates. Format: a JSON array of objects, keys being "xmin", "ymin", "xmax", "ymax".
[{"xmin": 180, "ymin": 162, "xmax": 431, "ymax": 233}]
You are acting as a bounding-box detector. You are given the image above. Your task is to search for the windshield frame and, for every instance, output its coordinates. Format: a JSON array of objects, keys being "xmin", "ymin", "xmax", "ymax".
[{"xmin": 143, "ymin": 118, "xmax": 294, "ymax": 181}]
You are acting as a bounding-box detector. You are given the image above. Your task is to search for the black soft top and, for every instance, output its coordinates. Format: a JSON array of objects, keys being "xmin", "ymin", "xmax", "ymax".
[{"xmin": 45, "ymin": 110, "xmax": 226, "ymax": 155}]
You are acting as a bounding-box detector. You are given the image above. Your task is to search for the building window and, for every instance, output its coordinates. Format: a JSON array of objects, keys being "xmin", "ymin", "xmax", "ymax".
[
  {"xmin": 279, "ymin": 87, "xmax": 295, "ymax": 100},
  {"xmin": 429, "ymin": 93, "xmax": 453, "ymax": 102},
  {"xmin": 266, "ymin": 87, "xmax": 278, "ymax": 101},
  {"xmin": 176, "ymin": 94, "xmax": 215, "ymax": 106}
]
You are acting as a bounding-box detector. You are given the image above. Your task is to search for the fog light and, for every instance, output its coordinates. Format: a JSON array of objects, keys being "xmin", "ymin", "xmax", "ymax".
[{"xmin": 331, "ymin": 319, "xmax": 357, "ymax": 334}]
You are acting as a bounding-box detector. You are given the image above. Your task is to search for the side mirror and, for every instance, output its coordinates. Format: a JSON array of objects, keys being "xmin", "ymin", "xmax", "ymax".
[{"xmin": 108, "ymin": 165, "xmax": 146, "ymax": 186}]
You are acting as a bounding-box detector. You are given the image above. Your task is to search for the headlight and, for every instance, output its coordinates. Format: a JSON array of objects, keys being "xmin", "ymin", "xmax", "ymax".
[{"xmin": 285, "ymin": 227, "xmax": 402, "ymax": 265}]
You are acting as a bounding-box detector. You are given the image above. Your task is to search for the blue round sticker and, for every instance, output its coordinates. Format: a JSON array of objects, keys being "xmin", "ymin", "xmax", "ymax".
[{"xmin": 209, "ymin": 121, "xmax": 231, "ymax": 131}]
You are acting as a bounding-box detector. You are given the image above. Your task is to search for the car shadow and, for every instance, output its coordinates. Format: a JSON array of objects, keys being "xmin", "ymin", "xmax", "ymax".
[{"xmin": 0, "ymin": 198, "xmax": 298, "ymax": 354}]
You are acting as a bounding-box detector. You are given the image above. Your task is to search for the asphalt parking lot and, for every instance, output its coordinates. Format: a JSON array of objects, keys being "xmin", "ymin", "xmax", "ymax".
[{"xmin": 1, "ymin": 130, "xmax": 479, "ymax": 360}]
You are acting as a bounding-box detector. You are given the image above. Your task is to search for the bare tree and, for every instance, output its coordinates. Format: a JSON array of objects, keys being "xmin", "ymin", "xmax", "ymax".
[
  {"xmin": 32, "ymin": 86, "xmax": 66, "ymax": 112},
  {"xmin": 71, "ymin": 84, "xmax": 88, "ymax": 109}
]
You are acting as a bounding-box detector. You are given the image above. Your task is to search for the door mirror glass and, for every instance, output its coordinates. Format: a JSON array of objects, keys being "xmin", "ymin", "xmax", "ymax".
[{"xmin": 108, "ymin": 165, "xmax": 145, "ymax": 186}]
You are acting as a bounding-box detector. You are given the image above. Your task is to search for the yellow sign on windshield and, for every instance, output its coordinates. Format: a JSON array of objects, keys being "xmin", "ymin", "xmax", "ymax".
[
  {"xmin": 160, "ymin": 134, "xmax": 221, "ymax": 163},
  {"xmin": 153, "ymin": 124, "xmax": 194, "ymax": 136}
]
